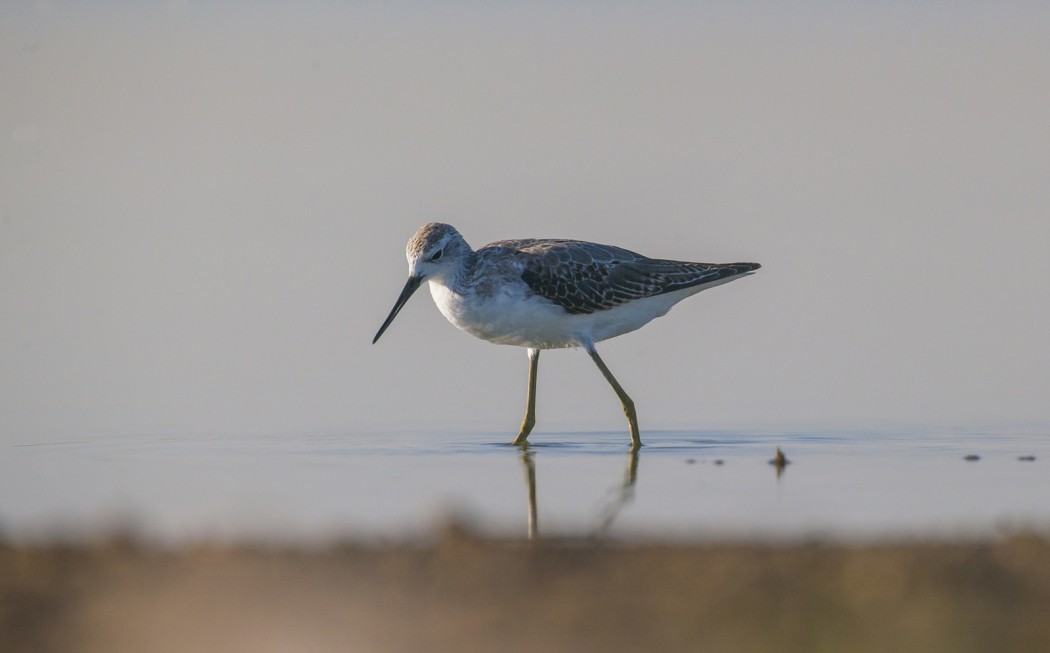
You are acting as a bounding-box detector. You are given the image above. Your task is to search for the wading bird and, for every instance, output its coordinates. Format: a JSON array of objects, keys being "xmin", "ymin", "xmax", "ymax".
[{"xmin": 373, "ymin": 223, "xmax": 759, "ymax": 450}]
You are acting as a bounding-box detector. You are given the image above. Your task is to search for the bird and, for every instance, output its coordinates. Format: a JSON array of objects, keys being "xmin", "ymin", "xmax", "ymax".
[{"xmin": 372, "ymin": 223, "xmax": 759, "ymax": 450}]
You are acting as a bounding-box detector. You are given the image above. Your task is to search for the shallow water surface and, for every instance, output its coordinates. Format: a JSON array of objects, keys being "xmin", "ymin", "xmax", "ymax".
[{"xmin": 2, "ymin": 428, "xmax": 1048, "ymax": 543}]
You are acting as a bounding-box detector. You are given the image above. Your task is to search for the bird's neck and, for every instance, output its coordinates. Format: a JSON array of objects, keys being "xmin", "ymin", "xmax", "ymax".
[{"xmin": 430, "ymin": 252, "xmax": 476, "ymax": 295}]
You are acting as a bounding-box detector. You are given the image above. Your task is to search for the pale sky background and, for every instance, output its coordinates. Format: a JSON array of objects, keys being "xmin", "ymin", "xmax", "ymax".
[{"xmin": 2, "ymin": 2, "xmax": 1048, "ymax": 441}]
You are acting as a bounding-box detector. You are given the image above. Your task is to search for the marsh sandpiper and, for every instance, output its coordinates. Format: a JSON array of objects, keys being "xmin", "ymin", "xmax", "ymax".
[{"xmin": 373, "ymin": 223, "xmax": 759, "ymax": 450}]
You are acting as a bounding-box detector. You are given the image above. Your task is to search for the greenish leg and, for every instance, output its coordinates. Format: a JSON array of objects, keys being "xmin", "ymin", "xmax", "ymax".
[
  {"xmin": 586, "ymin": 345, "xmax": 642, "ymax": 450},
  {"xmin": 511, "ymin": 348, "xmax": 540, "ymax": 447}
]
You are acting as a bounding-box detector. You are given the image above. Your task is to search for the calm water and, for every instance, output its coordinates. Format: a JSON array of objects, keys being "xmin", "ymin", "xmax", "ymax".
[{"xmin": 2, "ymin": 428, "xmax": 1048, "ymax": 543}]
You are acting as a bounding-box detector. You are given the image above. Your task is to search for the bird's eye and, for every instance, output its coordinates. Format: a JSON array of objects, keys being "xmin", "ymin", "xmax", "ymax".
[{"xmin": 430, "ymin": 249, "xmax": 443, "ymax": 262}]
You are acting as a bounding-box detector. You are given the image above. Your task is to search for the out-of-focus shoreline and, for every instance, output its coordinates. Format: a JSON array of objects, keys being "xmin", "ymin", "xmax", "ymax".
[{"xmin": 3, "ymin": 527, "xmax": 1050, "ymax": 653}]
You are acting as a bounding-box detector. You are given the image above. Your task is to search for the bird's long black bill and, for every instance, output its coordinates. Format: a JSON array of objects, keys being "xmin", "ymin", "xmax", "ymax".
[{"xmin": 372, "ymin": 275, "xmax": 423, "ymax": 344}]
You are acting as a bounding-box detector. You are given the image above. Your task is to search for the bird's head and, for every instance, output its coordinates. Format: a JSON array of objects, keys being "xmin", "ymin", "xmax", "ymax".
[{"xmin": 373, "ymin": 223, "xmax": 471, "ymax": 344}]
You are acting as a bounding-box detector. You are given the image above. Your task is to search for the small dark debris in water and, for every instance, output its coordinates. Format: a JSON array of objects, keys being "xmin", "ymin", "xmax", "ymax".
[
  {"xmin": 714, "ymin": 459, "xmax": 724, "ymax": 466},
  {"xmin": 963, "ymin": 454, "xmax": 980, "ymax": 462},
  {"xmin": 685, "ymin": 458, "xmax": 696, "ymax": 465},
  {"xmin": 769, "ymin": 447, "xmax": 790, "ymax": 467},
  {"xmin": 1018, "ymin": 455, "xmax": 1036, "ymax": 462},
  {"xmin": 769, "ymin": 447, "xmax": 789, "ymax": 478}
]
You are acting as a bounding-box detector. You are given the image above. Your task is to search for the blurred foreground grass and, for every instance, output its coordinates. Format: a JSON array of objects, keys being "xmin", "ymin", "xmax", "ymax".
[{"xmin": 3, "ymin": 528, "xmax": 1049, "ymax": 653}]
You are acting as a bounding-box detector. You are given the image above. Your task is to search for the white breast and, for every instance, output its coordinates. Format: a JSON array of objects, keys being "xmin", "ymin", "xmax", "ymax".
[{"xmin": 428, "ymin": 279, "xmax": 571, "ymax": 348}]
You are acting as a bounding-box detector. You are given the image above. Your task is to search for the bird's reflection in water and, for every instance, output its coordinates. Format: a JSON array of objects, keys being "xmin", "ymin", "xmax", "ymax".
[
  {"xmin": 519, "ymin": 448, "xmax": 640, "ymax": 540},
  {"xmin": 521, "ymin": 449, "xmax": 539, "ymax": 539}
]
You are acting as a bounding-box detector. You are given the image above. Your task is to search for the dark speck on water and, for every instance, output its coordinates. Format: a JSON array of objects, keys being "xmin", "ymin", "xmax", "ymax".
[
  {"xmin": 963, "ymin": 454, "xmax": 980, "ymax": 462},
  {"xmin": 769, "ymin": 447, "xmax": 790, "ymax": 467},
  {"xmin": 1018, "ymin": 455, "xmax": 1036, "ymax": 462}
]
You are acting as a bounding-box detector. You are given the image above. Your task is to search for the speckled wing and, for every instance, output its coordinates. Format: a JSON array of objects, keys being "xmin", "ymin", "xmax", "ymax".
[{"xmin": 484, "ymin": 239, "xmax": 760, "ymax": 315}]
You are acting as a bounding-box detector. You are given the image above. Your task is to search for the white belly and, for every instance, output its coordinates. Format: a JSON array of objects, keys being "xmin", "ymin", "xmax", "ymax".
[{"xmin": 428, "ymin": 278, "xmax": 722, "ymax": 349}]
